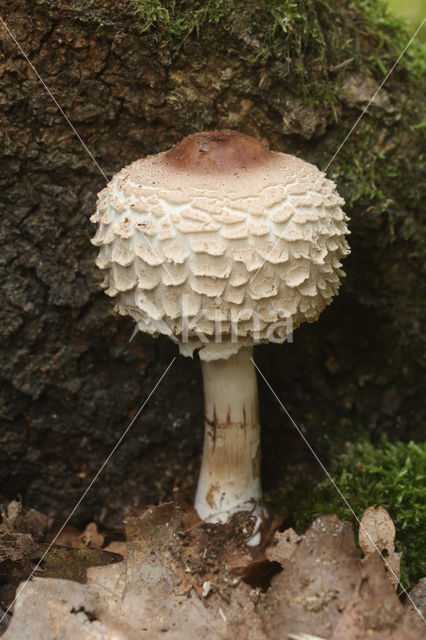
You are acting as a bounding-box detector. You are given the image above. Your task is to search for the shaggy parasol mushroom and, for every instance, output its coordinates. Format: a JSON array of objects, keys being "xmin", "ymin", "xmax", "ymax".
[{"xmin": 91, "ymin": 130, "xmax": 350, "ymax": 542}]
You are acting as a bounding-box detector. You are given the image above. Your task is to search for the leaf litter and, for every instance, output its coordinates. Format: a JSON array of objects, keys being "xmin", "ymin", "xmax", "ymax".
[
  {"xmin": 358, "ymin": 505, "xmax": 401, "ymax": 589},
  {"xmin": 0, "ymin": 498, "xmax": 424, "ymax": 639}
]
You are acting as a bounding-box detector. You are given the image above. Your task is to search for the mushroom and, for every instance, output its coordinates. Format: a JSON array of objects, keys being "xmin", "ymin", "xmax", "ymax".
[{"xmin": 91, "ymin": 130, "xmax": 350, "ymax": 542}]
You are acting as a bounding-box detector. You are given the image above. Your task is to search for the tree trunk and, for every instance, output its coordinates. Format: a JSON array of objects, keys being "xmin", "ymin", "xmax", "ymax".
[{"xmin": 0, "ymin": 0, "xmax": 424, "ymax": 526}]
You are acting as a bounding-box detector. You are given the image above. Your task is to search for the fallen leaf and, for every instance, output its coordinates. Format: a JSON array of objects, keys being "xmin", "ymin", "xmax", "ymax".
[
  {"xmin": 260, "ymin": 514, "xmax": 423, "ymax": 639},
  {"xmin": 81, "ymin": 523, "xmax": 104, "ymax": 548},
  {"xmin": 330, "ymin": 554, "xmax": 422, "ymax": 639},
  {"xmin": 265, "ymin": 528, "xmax": 301, "ymax": 565},
  {"xmin": 51, "ymin": 523, "xmax": 105, "ymax": 550},
  {"xmin": 0, "ymin": 532, "xmax": 38, "ymax": 563},
  {"xmin": 288, "ymin": 634, "xmax": 327, "ymax": 640},
  {"xmin": 103, "ymin": 541, "xmax": 127, "ymax": 557},
  {"xmin": 33, "ymin": 544, "xmax": 122, "ymax": 583},
  {"xmin": 406, "ymin": 577, "xmax": 426, "ymax": 618},
  {"xmin": 3, "ymin": 504, "xmax": 47, "ymax": 541},
  {"xmin": 358, "ymin": 506, "xmax": 401, "ymax": 589},
  {"xmin": 49, "ymin": 525, "xmax": 82, "ymax": 548},
  {"xmin": 4, "ymin": 501, "xmax": 21, "ymax": 527},
  {"xmin": 2, "ymin": 507, "xmax": 424, "ymax": 640}
]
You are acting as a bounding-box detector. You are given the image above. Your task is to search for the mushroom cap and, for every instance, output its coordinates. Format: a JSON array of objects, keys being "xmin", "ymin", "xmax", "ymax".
[{"xmin": 91, "ymin": 131, "xmax": 350, "ymax": 360}]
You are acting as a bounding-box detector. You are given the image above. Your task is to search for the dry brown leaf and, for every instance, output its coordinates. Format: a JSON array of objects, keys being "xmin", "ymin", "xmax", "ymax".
[
  {"xmin": 103, "ymin": 541, "xmax": 127, "ymax": 557},
  {"xmin": 51, "ymin": 523, "xmax": 105, "ymax": 550},
  {"xmin": 265, "ymin": 528, "xmax": 301, "ymax": 565},
  {"xmin": 287, "ymin": 635, "xmax": 327, "ymax": 640},
  {"xmin": 358, "ymin": 506, "xmax": 401, "ymax": 589},
  {"xmin": 33, "ymin": 543, "xmax": 122, "ymax": 583},
  {"xmin": 5, "ymin": 501, "xmax": 22, "ymax": 526},
  {"xmin": 51, "ymin": 526, "xmax": 82, "ymax": 548},
  {"xmin": 260, "ymin": 514, "xmax": 424, "ymax": 639},
  {"xmin": 407, "ymin": 577, "xmax": 426, "ymax": 618},
  {"xmin": 120, "ymin": 501, "xmax": 268, "ymax": 639},
  {"xmin": 81, "ymin": 523, "xmax": 104, "ymax": 548},
  {"xmin": 3, "ymin": 507, "xmax": 424, "ymax": 640},
  {"xmin": 14, "ymin": 508, "xmax": 48, "ymax": 541},
  {"xmin": 0, "ymin": 531, "xmax": 38, "ymax": 563},
  {"xmin": 330, "ymin": 554, "xmax": 423, "ymax": 640},
  {"xmin": 260, "ymin": 515, "xmax": 364, "ymax": 639}
]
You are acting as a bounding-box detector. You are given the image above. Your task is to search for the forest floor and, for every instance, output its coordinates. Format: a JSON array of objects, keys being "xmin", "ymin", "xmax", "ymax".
[{"xmin": 0, "ymin": 498, "xmax": 425, "ymax": 639}]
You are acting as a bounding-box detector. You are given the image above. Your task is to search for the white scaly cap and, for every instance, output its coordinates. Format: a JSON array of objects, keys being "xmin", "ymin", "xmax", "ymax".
[{"xmin": 91, "ymin": 130, "xmax": 350, "ymax": 360}]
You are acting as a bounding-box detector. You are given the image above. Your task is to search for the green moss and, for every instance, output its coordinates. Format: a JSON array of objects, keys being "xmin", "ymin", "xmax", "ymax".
[
  {"xmin": 265, "ymin": 437, "xmax": 426, "ymax": 588},
  {"xmin": 388, "ymin": 0, "xmax": 426, "ymax": 43},
  {"xmin": 130, "ymin": 0, "xmax": 425, "ymax": 79},
  {"xmin": 129, "ymin": 0, "xmax": 425, "ymax": 228},
  {"xmin": 130, "ymin": 0, "xmax": 235, "ymax": 40}
]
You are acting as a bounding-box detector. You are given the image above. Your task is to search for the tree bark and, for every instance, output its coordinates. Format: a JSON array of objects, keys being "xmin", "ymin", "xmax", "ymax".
[{"xmin": 0, "ymin": 0, "xmax": 424, "ymax": 526}]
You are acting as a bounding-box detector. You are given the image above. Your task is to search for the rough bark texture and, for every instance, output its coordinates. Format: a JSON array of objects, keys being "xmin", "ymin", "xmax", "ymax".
[{"xmin": 0, "ymin": 0, "xmax": 424, "ymax": 526}]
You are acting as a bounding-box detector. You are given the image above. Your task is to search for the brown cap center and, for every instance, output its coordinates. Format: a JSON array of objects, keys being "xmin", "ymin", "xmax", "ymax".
[{"xmin": 164, "ymin": 130, "xmax": 271, "ymax": 174}]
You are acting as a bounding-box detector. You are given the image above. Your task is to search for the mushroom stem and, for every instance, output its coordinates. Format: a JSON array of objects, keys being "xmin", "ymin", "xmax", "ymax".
[{"xmin": 194, "ymin": 346, "xmax": 262, "ymax": 527}]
